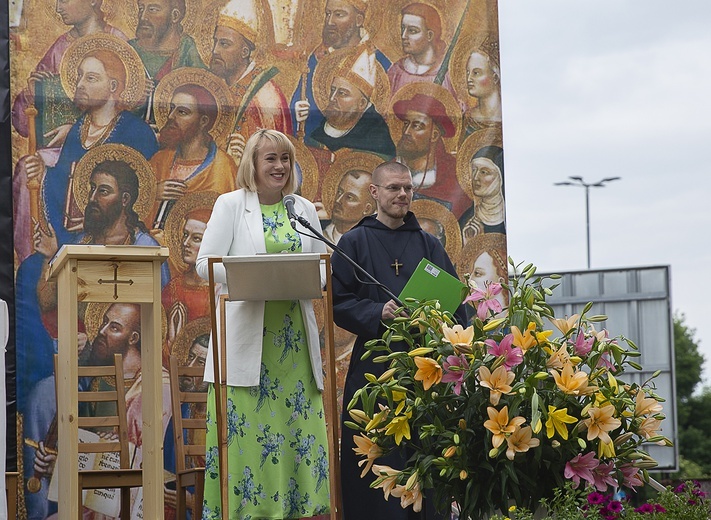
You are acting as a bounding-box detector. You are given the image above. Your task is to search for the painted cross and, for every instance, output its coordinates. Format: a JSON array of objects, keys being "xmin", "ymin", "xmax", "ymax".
[{"xmin": 97, "ymin": 262, "xmax": 134, "ymax": 300}]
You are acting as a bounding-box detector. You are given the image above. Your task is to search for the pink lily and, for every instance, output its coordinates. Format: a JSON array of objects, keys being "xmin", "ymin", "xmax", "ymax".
[
  {"xmin": 465, "ymin": 282, "xmax": 503, "ymax": 320},
  {"xmin": 441, "ymin": 355, "xmax": 470, "ymax": 395},
  {"xmin": 485, "ymin": 334, "xmax": 523, "ymax": 369},
  {"xmin": 574, "ymin": 332, "xmax": 594, "ymax": 356},
  {"xmin": 564, "ymin": 452, "xmax": 599, "ymax": 489},
  {"xmin": 592, "ymin": 461, "xmax": 618, "ymax": 491}
]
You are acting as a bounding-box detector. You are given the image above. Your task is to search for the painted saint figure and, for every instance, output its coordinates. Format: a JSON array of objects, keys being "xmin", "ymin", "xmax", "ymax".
[
  {"xmin": 149, "ymin": 70, "xmax": 237, "ymax": 229},
  {"xmin": 393, "ymin": 92, "xmax": 469, "ymax": 218},
  {"xmin": 387, "ymin": 3, "xmax": 456, "ymax": 99},
  {"xmin": 291, "ymin": 0, "xmax": 391, "ymax": 143}
]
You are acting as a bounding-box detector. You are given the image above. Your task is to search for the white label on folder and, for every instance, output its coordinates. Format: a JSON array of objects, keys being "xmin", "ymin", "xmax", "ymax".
[{"xmin": 424, "ymin": 263, "xmax": 441, "ymax": 277}]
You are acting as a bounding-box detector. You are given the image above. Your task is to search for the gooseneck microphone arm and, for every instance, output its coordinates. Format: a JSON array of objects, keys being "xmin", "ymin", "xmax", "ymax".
[{"xmin": 283, "ymin": 198, "xmax": 403, "ymax": 307}]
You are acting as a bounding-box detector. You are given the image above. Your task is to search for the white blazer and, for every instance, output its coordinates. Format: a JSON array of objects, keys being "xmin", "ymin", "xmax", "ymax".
[{"xmin": 196, "ymin": 189, "xmax": 327, "ymax": 389}]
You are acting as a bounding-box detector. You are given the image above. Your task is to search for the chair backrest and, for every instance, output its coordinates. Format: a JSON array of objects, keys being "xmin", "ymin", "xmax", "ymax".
[
  {"xmin": 168, "ymin": 355, "xmax": 208, "ymax": 472},
  {"xmin": 54, "ymin": 353, "xmax": 132, "ymax": 469}
]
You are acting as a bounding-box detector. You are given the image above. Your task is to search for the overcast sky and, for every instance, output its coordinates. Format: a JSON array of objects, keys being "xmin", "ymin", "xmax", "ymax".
[{"xmin": 498, "ymin": 1, "xmax": 711, "ymax": 382}]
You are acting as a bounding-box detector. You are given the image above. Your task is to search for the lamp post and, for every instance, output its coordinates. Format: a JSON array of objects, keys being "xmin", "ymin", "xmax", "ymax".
[{"xmin": 554, "ymin": 176, "xmax": 620, "ymax": 269}]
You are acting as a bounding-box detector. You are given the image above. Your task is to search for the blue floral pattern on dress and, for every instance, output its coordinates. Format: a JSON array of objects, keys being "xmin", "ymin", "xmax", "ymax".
[
  {"xmin": 262, "ymin": 208, "xmax": 301, "ymax": 252},
  {"xmin": 226, "ymin": 397, "xmax": 250, "ymax": 449},
  {"xmin": 249, "ymin": 362, "xmax": 280, "ymax": 413},
  {"xmin": 285, "ymin": 380, "xmax": 313, "ymax": 425},
  {"xmin": 233, "ymin": 466, "xmax": 266, "ymax": 513},
  {"xmin": 313, "ymin": 444, "xmax": 330, "ymax": 493},
  {"xmin": 282, "ymin": 477, "xmax": 311, "ymax": 518},
  {"xmin": 257, "ymin": 423, "xmax": 285, "ymax": 468},
  {"xmin": 290, "ymin": 427, "xmax": 316, "ymax": 473},
  {"xmin": 204, "ymin": 445, "xmax": 220, "ymax": 480},
  {"xmin": 269, "ymin": 301, "xmax": 305, "ymax": 364}
]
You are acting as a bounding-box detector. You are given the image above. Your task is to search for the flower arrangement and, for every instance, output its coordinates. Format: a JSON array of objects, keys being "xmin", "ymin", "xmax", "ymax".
[
  {"xmin": 345, "ymin": 261, "xmax": 672, "ymax": 519},
  {"xmin": 487, "ymin": 480, "xmax": 710, "ymax": 519}
]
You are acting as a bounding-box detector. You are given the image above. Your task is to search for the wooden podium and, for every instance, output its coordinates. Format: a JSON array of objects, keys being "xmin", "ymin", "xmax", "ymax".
[
  {"xmin": 208, "ymin": 253, "xmax": 342, "ymax": 519},
  {"xmin": 47, "ymin": 245, "xmax": 168, "ymax": 519}
]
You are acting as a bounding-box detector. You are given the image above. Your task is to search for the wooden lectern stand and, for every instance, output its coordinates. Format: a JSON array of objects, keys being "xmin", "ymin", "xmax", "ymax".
[
  {"xmin": 47, "ymin": 245, "xmax": 168, "ymax": 520},
  {"xmin": 208, "ymin": 253, "xmax": 342, "ymax": 520}
]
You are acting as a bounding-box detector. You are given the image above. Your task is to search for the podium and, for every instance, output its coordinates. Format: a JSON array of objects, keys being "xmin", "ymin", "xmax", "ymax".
[
  {"xmin": 208, "ymin": 253, "xmax": 342, "ymax": 520},
  {"xmin": 47, "ymin": 245, "xmax": 168, "ymax": 519}
]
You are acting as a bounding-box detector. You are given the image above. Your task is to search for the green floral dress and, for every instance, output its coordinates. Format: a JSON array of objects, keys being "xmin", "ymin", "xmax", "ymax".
[{"xmin": 202, "ymin": 201, "xmax": 330, "ymax": 519}]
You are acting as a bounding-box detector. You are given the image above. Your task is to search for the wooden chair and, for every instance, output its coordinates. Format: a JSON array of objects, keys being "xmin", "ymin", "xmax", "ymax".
[
  {"xmin": 55, "ymin": 353, "xmax": 143, "ymax": 519},
  {"xmin": 5, "ymin": 471, "xmax": 19, "ymax": 519},
  {"xmin": 168, "ymin": 354, "xmax": 208, "ymax": 520}
]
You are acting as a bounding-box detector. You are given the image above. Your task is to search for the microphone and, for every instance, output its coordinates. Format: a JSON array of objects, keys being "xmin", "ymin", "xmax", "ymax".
[{"xmin": 283, "ymin": 194, "xmax": 298, "ymax": 229}]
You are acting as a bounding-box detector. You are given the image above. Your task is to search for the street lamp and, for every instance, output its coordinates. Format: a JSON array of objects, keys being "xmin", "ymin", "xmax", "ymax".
[{"xmin": 554, "ymin": 176, "xmax": 621, "ymax": 269}]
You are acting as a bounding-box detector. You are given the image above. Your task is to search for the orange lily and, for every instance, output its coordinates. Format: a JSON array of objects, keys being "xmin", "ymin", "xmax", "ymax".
[
  {"xmin": 511, "ymin": 322, "xmax": 537, "ymax": 351},
  {"xmin": 582, "ymin": 404, "xmax": 621, "ymax": 444},
  {"xmin": 506, "ymin": 425, "xmax": 540, "ymax": 460},
  {"xmin": 478, "ymin": 365, "xmax": 514, "ymax": 406},
  {"xmin": 353, "ymin": 434, "xmax": 383, "ymax": 477},
  {"xmin": 414, "ymin": 356, "xmax": 442, "ymax": 390},
  {"xmin": 484, "ymin": 406, "xmax": 525, "ymax": 448}
]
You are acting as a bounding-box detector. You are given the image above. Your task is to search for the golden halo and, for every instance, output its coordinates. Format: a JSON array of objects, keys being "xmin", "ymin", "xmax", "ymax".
[
  {"xmin": 153, "ymin": 67, "xmax": 236, "ymax": 148},
  {"xmin": 411, "ymin": 199, "xmax": 462, "ymax": 265},
  {"xmin": 387, "ymin": 81, "xmax": 462, "ymax": 153},
  {"xmin": 171, "ymin": 316, "xmax": 212, "ymax": 365},
  {"xmin": 84, "ymin": 302, "xmax": 168, "ymax": 346},
  {"xmin": 450, "ymin": 32, "xmax": 492, "ymax": 109},
  {"xmin": 60, "ymin": 33, "xmax": 147, "ymax": 110},
  {"xmin": 85, "ymin": 302, "xmax": 112, "ymax": 343},
  {"xmin": 288, "ymin": 135, "xmax": 319, "ymax": 201},
  {"xmin": 164, "ymin": 191, "xmax": 219, "ymax": 273},
  {"xmin": 321, "ymin": 150, "xmax": 381, "ymax": 219},
  {"xmin": 73, "ymin": 144, "xmax": 157, "ymax": 223},
  {"xmin": 124, "ymin": 0, "xmax": 202, "ymax": 40},
  {"xmin": 193, "ymin": 0, "xmax": 274, "ymax": 67},
  {"xmin": 456, "ymin": 129, "xmax": 503, "ymax": 201},
  {"xmin": 41, "ymin": 0, "xmax": 121, "ymax": 29},
  {"xmin": 313, "ymin": 47, "xmax": 391, "ymax": 117},
  {"xmin": 456, "ymin": 232, "xmax": 508, "ymax": 282},
  {"xmin": 379, "ymin": 0, "xmax": 459, "ymax": 70}
]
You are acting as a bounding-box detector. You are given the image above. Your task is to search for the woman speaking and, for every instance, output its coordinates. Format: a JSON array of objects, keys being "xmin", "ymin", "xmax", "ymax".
[{"xmin": 196, "ymin": 129, "xmax": 330, "ymax": 519}]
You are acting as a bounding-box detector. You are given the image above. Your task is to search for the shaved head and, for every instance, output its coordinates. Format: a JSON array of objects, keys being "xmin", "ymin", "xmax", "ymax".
[{"xmin": 371, "ymin": 161, "xmax": 411, "ymax": 185}]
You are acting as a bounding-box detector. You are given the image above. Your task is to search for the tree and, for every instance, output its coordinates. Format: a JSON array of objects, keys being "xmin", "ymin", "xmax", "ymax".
[
  {"xmin": 674, "ymin": 312, "xmax": 704, "ymax": 402},
  {"xmin": 673, "ymin": 313, "xmax": 711, "ymax": 477}
]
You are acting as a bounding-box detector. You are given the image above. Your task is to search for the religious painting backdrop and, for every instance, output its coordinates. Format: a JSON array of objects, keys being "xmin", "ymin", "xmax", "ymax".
[{"xmin": 6, "ymin": 0, "xmax": 507, "ymax": 517}]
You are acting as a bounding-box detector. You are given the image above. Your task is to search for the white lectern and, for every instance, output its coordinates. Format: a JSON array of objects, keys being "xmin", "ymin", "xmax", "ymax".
[{"xmin": 47, "ymin": 245, "xmax": 168, "ymax": 520}]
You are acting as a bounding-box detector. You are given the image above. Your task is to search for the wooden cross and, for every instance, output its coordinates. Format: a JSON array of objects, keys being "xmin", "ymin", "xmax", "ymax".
[
  {"xmin": 391, "ymin": 259, "xmax": 403, "ymax": 276},
  {"xmin": 97, "ymin": 262, "xmax": 134, "ymax": 300}
]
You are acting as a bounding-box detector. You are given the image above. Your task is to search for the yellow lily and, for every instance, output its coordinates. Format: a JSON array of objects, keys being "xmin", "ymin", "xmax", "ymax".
[
  {"xmin": 598, "ymin": 439, "xmax": 616, "ymax": 458},
  {"xmin": 550, "ymin": 314, "xmax": 580, "ymax": 334},
  {"xmin": 545, "ymin": 406, "xmax": 577, "ymax": 440},
  {"xmin": 478, "ymin": 365, "xmax": 515, "ymax": 405},
  {"xmin": 511, "ymin": 322, "xmax": 537, "ymax": 351},
  {"xmin": 535, "ymin": 329, "xmax": 553, "ymax": 345},
  {"xmin": 353, "ymin": 434, "xmax": 383, "ymax": 477},
  {"xmin": 505, "ymin": 425, "xmax": 540, "ymax": 460},
  {"xmin": 385, "ymin": 410, "xmax": 412, "ymax": 445},
  {"xmin": 413, "ymin": 356, "xmax": 442, "ymax": 390},
  {"xmin": 484, "ymin": 406, "xmax": 525, "ymax": 449},
  {"xmin": 582, "ymin": 404, "xmax": 621, "ymax": 444}
]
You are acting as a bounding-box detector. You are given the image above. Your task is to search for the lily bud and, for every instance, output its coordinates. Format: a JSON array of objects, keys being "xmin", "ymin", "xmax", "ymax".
[
  {"xmin": 459, "ymin": 470, "xmax": 468, "ymax": 480},
  {"xmin": 444, "ymin": 446, "xmax": 457, "ymax": 458},
  {"xmin": 377, "ymin": 368, "xmax": 398, "ymax": 382}
]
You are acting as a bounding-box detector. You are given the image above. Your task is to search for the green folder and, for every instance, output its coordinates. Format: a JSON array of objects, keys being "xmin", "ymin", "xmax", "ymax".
[{"xmin": 398, "ymin": 258, "xmax": 469, "ymax": 314}]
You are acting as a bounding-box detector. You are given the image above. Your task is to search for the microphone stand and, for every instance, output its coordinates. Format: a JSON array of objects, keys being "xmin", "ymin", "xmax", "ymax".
[{"xmin": 289, "ymin": 214, "xmax": 404, "ymax": 307}]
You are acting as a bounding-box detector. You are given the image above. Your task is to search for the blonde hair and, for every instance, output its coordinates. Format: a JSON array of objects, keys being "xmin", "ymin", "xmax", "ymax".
[{"xmin": 236, "ymin": 129, "xmax": 297, "ymax": 195}]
